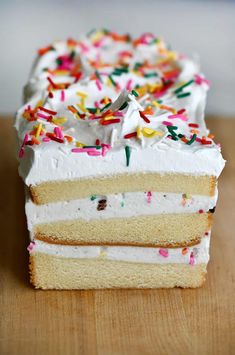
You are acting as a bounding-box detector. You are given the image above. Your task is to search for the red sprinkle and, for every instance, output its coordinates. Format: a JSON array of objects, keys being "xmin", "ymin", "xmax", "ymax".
[
  {"xmin": 95, "ymin": 139, "xmax": 100, "ymax": 145},
  {"xmin": 198, "ymin": 209, "xmax": 204, "ymax": 214},
  {"xmin": 177, "ymin": 108, "xmax": 186, "ymax": 114},
  {"xmin": 188, "ymin": 123, "xmax": 199, "ymax": 128},
  {"xmin": 38, "ymin": 106, "xmax": 57, "ymax": 115},
  {"xmin": 100, "ymin": 119, "xmax": 120, "ymax": 125},
  {"xmin": 139, "ymin": 110, "xmax": 150, "ymax": 123},
  {"xmin": 46, "ymin": 133, "xmax": 64, "ymax": 143},
  {"xmin": 124, "ymin": 132, "xmax": 137, "ymax": 139}
]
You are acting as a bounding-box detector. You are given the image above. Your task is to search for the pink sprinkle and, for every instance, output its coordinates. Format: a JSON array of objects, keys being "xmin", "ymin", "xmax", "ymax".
[
  {"xmin": 72, "ymin": 148, "xmax": 97, "ymax": 153},
  {"xmin": 87, "ymin": 151, "xmax": 102, "ymax": 156},
  {"xmin": 42, "ymin": 137, "xmax": 51, "ymax": 142},
  {"xmin": 37, "ymin": 112, "xmax": 50, "ymax": 120},
  {"xmin": 159, "ymin": 248, "xmax": 169, "ymax": 258},
  {"xmin": 189, "ymin": 252, "xmax": 195, "ymax": 266},
  {"xmin": 101, "ymin": 144, "xmax": 111, "ymax": 157},
  {"xmin": 195, "ymin": 74, "xmax": 210, "ymax": 87},
  {"xmin": 126, "ymin": 79, "xmax": 133, "ymax": 91},
  {"xmin": 61, "ymin": 90, "xmax": 65, "ymax": 102},
  {"xmin": 94, "ymin": 101, "xmax": 100, "ymax": 108},
  {"xmin": 146, "ymin": 191, "xmax": 152, "ymax": 203},
  {"xmin": 27, "ymin": 241, "xmax": 35, "ymax": 252},
  {"xmin": 114, "ymin": 111, "xmax": 124, "ymax": 117},
  {"xmin": 18, "ymin": 147, "xmax": 25, "ymax": 158},
  {"xmin": 96, "ymin": 79, "xmax": 102, "ymax": 91},
  {"xmin": 168, "ymin": 114, "xmax": 188, "ymax": 121},
  {"xmin": 162, "ymin": 121, "xmax": 173, "ymax": 126},
  {"xmin": 195, "ymin": 137, "xmax": 202, "ymax": 143},
  {"xmin": 18, "ymin": 134, "xmax": 29, "ymax": 158},
  {"xmin": 54, "ymin": 127, "xmax": 63, "ymax": 139}
]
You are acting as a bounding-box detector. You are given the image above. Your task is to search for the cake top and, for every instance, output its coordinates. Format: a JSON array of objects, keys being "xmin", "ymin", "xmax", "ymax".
[{"xmin": 15, "ymin": 29, "xmax": 225, "ymax": 184}]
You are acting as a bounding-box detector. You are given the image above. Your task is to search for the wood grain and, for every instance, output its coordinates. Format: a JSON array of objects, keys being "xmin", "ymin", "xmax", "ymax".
[{"xmin": 0, "ymin": 117, "xmax": 234, "ymax": 355}]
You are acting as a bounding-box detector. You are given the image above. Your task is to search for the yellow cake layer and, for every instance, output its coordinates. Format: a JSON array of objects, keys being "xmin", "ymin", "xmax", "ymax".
[
  {"xmin": 30, "ymin": 173, "xmax": 216, "ymax": 205},
  {"xmin": 34, "ymin": 213, "xmax": 211, "ymax": 247},
  {"xmin": 29, "ymin": 254, "xmax": 207, "ymax": 289}
]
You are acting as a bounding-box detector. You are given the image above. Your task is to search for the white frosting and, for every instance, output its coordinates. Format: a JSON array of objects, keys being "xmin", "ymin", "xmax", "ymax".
[
  {"xmin": 25, "ymin": 190, "xmax": 217, "ymax": 231},
  {"xmin": 30, "ymin": 234, "xmax": 210, "ymax": 265},
  {"xmin": 15, "ymin": 30, "xmax": 225, "ymax": 186}
]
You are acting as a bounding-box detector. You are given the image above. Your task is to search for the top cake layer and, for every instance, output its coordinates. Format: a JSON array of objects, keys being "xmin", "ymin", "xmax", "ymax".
[{"xmin": 15, "ymin": 30, "xmax": 225, "ymax": 186}]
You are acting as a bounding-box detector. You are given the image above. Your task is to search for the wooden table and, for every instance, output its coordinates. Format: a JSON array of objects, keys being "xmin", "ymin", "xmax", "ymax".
[{"xmin": 0, "ymin": 117, "xmax": 234, "ymax": 355}]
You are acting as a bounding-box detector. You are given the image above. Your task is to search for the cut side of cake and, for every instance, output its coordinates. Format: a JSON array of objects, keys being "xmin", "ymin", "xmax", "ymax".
[{"xmin": 15, "ymin": 30, "xmax": 225, "ymax": 289}]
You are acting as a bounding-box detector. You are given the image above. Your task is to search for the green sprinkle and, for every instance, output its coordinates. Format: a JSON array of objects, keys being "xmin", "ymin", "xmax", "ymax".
[
  {"xmin": 178, "ymin": 134, "xmax": 185, "ymax": 138},
  {"xmin": 121, "ymin": 201, "xmax": 125, "ymax": 208},
  {"xmin": 100, "ymin": 102, "xmax": 112, "ymax": 112},
  {"xmin": 56, "ymin": 58, "xmax": 62, "ymax": 65},
  {"xmin": 84, "ymin": 145, "xmax": 101, "ymax": 149},
  {"xmin": 108, "ymin": 75, "xmax": 117, "ymax": 87},
  {"xmin": 90, "ymin": 195, "xmax": 96, "ymax": 201},
  {"xmin": 187, "ymin": 134, "xmax": 197, "ymax": 145},
  {"xmin": 177, "ymin": 92, "xmax": 191, "ymax": 99},
  {"xmin": 125, "ymin": 146, "xmax": 131, "ymax": 167},
  {"xmin": 87, "ymin": 107, "xmax": 98, "ymax": 113},
  {"xmin": 119, "ymin": 101, "xmax": 128, "ymax": 110},
  {"xmin": 157, "ymin": 100, "xmax": 163, "ymax": 104},
  {"xmin": 131, "ymin": 89, "xmax": 139, "ymax": 97},
  {"xmin": 70, "ymin": 50, "xmax": 76, "ymax": 59},
  {"xmin": 144, "ymin": 72, "xmax": 158, "ymax": 78},
  {"xmin": 174, "ymin": 79, "xmax": 194, "ymax": 94}
]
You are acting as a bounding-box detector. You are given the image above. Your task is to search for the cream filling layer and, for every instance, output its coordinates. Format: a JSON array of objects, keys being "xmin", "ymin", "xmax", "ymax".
[
  {"xmin": 30, "ymin": 234, "xmax": 210, "ymax": 265},
  {"xmin": 25, "ymin": 190, "xmax": 217, "ymax": 231}
]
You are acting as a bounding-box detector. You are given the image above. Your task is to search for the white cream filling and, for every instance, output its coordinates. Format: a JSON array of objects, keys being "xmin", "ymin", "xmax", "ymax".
[
  {"xmin": 25, "ymin": 190, "xmax": 217, "ymax": 231},
  {"xmin": 30, "ymin": 234, "xmax": 210, "ymax": 265}
]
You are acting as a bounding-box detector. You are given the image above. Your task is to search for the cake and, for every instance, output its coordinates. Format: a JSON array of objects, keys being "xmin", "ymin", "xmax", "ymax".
[{"xmin": 15, "ymin": 29, "xmax": 225, "ymax": 289}]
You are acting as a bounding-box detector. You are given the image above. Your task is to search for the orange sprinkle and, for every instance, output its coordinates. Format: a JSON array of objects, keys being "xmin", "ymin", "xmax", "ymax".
[
  {"xmin": 64, "ymin": 135, "xmax": 73, "ymax": 143},
  {"xmin": 208, "ymin": 133, "xmax": 215, "ymax": 139},
  {"xmin": 182, "ymin": 248, "xmax": 188, "ymax": 255},
  {"xmin": 31, "ymin": 136, "xmax": 40, "ymax": 145}
]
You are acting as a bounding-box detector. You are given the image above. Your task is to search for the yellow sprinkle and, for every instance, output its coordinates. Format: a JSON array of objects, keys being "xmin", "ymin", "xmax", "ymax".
[
  {"xmin": 136, "ymin": 126, "xmax": 142, "ymax": 138},
  {"xmin": 76, "ymin": 141, "xmax": 85, "ymax": 147},
  {"xmin": 76, "ymin": 103, "xmax": 87, "ymax": 113},
  {"xmin": 103, "ymin": 116, "xmax": 115, "ymax": 121},
  {"xmin": 103, "ymin": 96, "xmax": 110, "ymax": 105},
  {"xmin": 35, "ymin": 123, "xmax": 42, "ymax": 138},
  {"xmin": 142, "ymin": 127, "xmax": 163, "ymax": 138},
  {"xmin": 76, "ymin": 91, "xmax": 88, "ymax": 98},
  {"xmin": 183, "ymin": 193, "xmax": 192, "ymax": 200},
  {"xmin": 152, "ymin": 101, "xmax": 160, "ymax": 108},
  {"xmin": 52, "ymin": 117, "xmax": 67, "ymax": 125},
  {"xmin": 53, "ymin": 69, "xmax": 69, "ymax": 76}
]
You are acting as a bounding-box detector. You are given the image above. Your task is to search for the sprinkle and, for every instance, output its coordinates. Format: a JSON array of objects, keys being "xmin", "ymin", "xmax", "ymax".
[
  {"xmin": 90, "ymin": 195, "xmax": 97, "ymax": 201},
  {"xmin": 125, "ymin": 145, "xmax": 131, "ymax": 166},
  {"xmin": 72, "ymin": 147, "xmax": 99, "ymax": 153},
  {"xmin": 108, "ymin": 75, "xmax": 117, "ymax": 87},
  {"xmin": 168, "ymin": 114, "xmax": 188, "ymax": 121},
  {"xmin": 27, "ymin": 241, "xmax": 35, "ymax": 252},
  {"xmin": 60, "ymin": 90, "xmax": 65, "ymax": 102},
  {"xmin": 76, "ymin": 91, "xmax": 88, "ymax": 98},
  {"xmin": 101, "ymin": 143, "xmax": 111, "ymax": 156},
  {"xmin": 100, "ymin": 118, "xmax": 120, "ymax": 125},
  {"xmin": 97, "ymin": 199, "xmax": 107, "ymax": 211},
  {"xmin": 198, "ymin": 209, "xmax": 204, "ymax": 214},
  {"xmin": 142, "ymin": 127, "xmax": 163, "ymax": 137},
  {"xmin": 95, "ymin": 79, "xmax": 102, "ymax": 91},
  {"xmin": 47, "ymin": 76, "xmax": 58, "ymax": 89},
  {"xmin": 31, "ymin": 136, "xmax": 40, "ymax": 145},
  {"xmin": 187, "ymin": 133, "xmax": 197, "ymax": 145},
  {"xmin": 42, "ymin": 137, "xmax": 51, "ymax": 142},
  {"xmin": 38, "ymin": 106, "xmax": 57, "ymax": 115},
  {"xmin": 35, "ymin": 123, "xmax": 42, "ymax": 138},
  {"xmin": 139, "ymin": 110, "xmax": 150, "ymax": 123},
  {"xmin": 189, "ymin": 252, "xmax": 195, "ymax": 266},
  {"xmin": 146, "ymin": 191, "xmax": 152, "ymax": 203},
  {"xmin": 174, "ymin": 79, "xmax": 194, "ymax": 94},
  {"xmin": 188, "ymin": 123, "xmax": 199, "ymax": 128},
  {"xmin": 124, "ymin": 132, "xmax": 137, "ymax": 139},
  {"xmin": 131, "ymin": 89, "xmax": 139, "ymax": 97},
  {"xmin": 18, "ymin": 134, "xmax": 29, "ymax": 158},
  {"xmin": 54, "ymin": 127, "xmax": 63, "ymax": 139},
  {"xmin": 46, "ymin": 133, "xmax": 64, "ymax": 143},
  {"xmin": 162, "ymin": 121, "xmax": 173, "ymax": 126},
  {"xmin": 182, "ymin": 247, "xmax": 188, "ymax": 255},
  {"xmin": 126, "ymin": 79, "xmax": 133, "ymax": 91},
  {"xmin": 159, "ymin": 248, "xmax": 169, "ymax": 258},
  {"xmin": 177, "ymin": 92, "xmax": 191, "ymax": 99}
]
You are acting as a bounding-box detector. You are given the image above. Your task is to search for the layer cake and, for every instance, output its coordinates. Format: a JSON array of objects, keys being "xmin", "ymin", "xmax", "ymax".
[{"xmin": 15, "ymin": 30, "xmax": 225, "ymax": 289}]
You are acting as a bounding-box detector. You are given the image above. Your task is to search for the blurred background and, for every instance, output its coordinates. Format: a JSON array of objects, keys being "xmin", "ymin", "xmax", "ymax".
[{"xmin": 0, "ymin": 0, "xmax": 234, "ymax": 116}]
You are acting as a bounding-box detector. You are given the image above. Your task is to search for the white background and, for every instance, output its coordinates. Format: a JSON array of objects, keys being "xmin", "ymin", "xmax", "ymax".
[{"xmin": 0, "ymin": 0, "xmax": 234, "ymax": 116}]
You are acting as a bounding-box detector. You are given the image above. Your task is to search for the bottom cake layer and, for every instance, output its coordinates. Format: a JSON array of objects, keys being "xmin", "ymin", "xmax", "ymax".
[
  {"xmin": 29, "ymin": 237, "xmax": 210, "ymax": 289},
  {"xmin": 29, "ymin": 255, "xmax": 207, "ymax": 289}
]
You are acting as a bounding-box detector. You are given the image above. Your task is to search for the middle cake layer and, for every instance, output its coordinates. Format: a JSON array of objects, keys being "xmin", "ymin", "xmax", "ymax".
[{"xmin": 26, "ymin": 191, "xmax": 215, "ymax": 247}]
